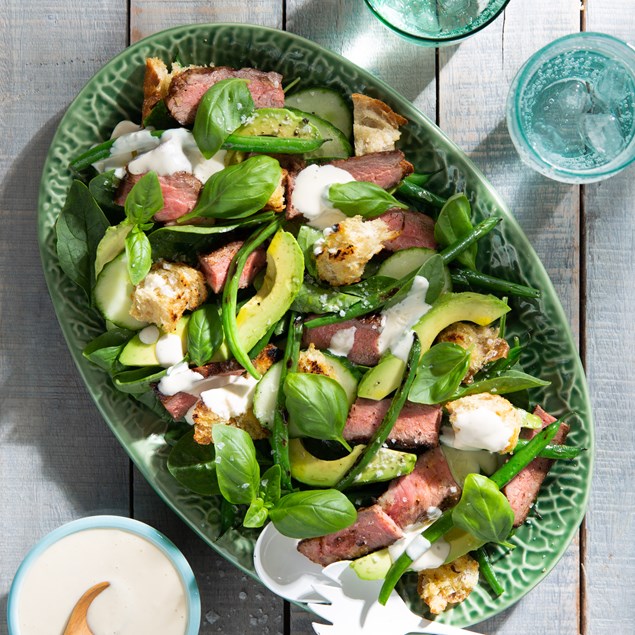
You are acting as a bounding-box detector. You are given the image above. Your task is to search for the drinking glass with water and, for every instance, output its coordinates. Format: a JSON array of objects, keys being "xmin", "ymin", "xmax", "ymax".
[{"xmin": 507, "ymin": 33, "xmax": 635, "ymax": 184}]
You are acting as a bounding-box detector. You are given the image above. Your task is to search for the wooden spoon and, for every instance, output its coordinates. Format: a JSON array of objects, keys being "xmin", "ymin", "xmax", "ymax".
[{"xmin": 63, "ymin": 581, "xmax": 110, "ymax": 635}]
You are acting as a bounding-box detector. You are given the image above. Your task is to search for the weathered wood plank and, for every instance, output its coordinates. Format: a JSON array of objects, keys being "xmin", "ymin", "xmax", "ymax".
[
  {"xmin": 0, "ymin": 1, "xmax": 130, "ymax": 632},
  {"xmin": 583, "ymin": 3, "xmax": 635, "ymax": 634}
]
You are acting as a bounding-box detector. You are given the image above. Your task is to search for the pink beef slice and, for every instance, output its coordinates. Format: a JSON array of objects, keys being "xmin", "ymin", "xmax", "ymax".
[
  {"xmin": 166, "ymin": 67, "xmax": 285, "ymax": 125},
  {"xmin": 378, "ymin": 447, "xmax": 460, "ymax": 528},
  {"xmin": 199, "ymin": 240, "xmax": 267, "ymax": 294},
  {"xmin": 330, "ymin": 150, "xmax": 414, "ymax": 190},
  {"xmin": 115, "ymin": 171, "xmax": 202, "ymax": 222},
  {"xmin": 302, "ymin": 315, "xmax": 383, "ymax": 366},
  {"xmin": 380, "ymin": 210, "xmax": 437, "ymax": 251},
  {"xmin": 297, "ymin": 504, "xmax": 403, "ymax": 567},
  {"xmin": 344, "ymin": 398, "xmax": 441, "ymax": 450},
  {"xmin": 157, "ymin": 391, "xmax": 198, "ymax": 420},
  {"xmin": 503, "ymin": 406, "xmax": 570, "ymax": 527}
]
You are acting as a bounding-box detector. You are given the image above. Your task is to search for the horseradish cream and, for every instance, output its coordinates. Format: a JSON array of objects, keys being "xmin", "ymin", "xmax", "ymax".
[
  {"xmin": 155, "ymin": 333, "xmax": 185, "ymax": 367},
  {"xmin": 442, "ymin": 407, "xmax": 518, "ymax": 453},
  {"xmin": 328, "ymin": 326, "xmax": 357, "ymax": 357},
  {"xmin": 17, "ymin": 528, "xmax": 187, "ymax": 635},
  {"xmin": 388, "ymin": 527, "xmax": 450, "ymax": 572},
  {"xmin": 200, "ymin": 374, "xmax": 259, "ymax": 420}
]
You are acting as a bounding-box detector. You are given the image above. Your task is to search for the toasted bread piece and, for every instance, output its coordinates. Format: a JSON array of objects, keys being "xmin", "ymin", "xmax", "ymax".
[
  {"xmin": 192, "ymin": 405, "xmax": 270, "ymax": 445},
  {"xmin": 352, "ymin": 94, "xmax": 408, "ymax": 156},
  {"xmin": 263, "ymin": 168, "xmax": 288, "ymax": 213},
  {"xmin": 142, "ymin": 58, "xmax": 172, "ymax": 121}
]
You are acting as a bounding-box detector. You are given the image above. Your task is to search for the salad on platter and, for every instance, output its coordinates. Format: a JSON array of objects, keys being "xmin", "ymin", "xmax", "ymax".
[{"xmin": 55, "ymin": 53, "xmax": 585, "ymax": 618}]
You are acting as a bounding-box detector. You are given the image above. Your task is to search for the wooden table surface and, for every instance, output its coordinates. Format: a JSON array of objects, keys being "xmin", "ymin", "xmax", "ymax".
[{"xmin": 2, "ymin": 1, "xmax": 634, "ymax": 634}]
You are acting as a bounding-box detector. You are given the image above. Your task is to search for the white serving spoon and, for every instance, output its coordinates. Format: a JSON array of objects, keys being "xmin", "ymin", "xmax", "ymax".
[{"xmin": 254, "ymin": 523, "xmax": 484, "ymax": 635}]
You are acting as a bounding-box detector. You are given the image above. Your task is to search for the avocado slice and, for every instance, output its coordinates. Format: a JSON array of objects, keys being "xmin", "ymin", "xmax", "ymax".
[
  {"xmin": 119, "ymin": 316, "xmax": 190, "ymax": 367},
  {"xmin": 214, "ymin": 230, "xmax": 304, "ymax": 361},
  {"xmin": 235, "ymin": 108, "xmax": 320, "ymax": 139},
  {"xmin": 289, "ymin": 438, "xmax": 416, "ymax": 487},
  {"xmin": 94, "ymin": 221, "xmax": 133, "ymax": 278},
  {"xmin": 358, "ymin": 292, "xmax": 510, "ymax": 400}
]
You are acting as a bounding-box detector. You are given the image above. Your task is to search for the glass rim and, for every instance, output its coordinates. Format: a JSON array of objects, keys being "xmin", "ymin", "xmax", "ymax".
[
  {"xmin": 509, "ymin": 31, "xmax": 635, "ymax": 181},
  {"xmin": 363, "ymin": 0, "xmax": 512, "ymax": 46}
]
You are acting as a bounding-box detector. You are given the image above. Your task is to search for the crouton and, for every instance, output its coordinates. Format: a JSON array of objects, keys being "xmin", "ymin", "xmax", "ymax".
[
  {"xmin": 129, "ymin": 260, "xmax": 207, "ymax": 333},
  {"xmin": 297, "ymin": 344, "xmax": 337, "ymax": 378},
  {"xmin": 315, "ymin": 215, "xmax": 399, "ymax": 286},
  {"xmin": 445, "ymin": 393, "xmax": 522, "ymax": 454},
  {"xmin": 437, "ymin": 322, "xmax": 509, "ymax": 382},
  {"xmin": 352, "ymin": 94, "xmax": 408, "ymax": 156},
  {"xmin": 417, "ymin": 555, "xmax": 480, "ymax": 615},
  {"xmin": 263, "ymin": 167, "xmax": 288, "ymax": 213},
  {"xmin": 193, "ymin": 405, "xmax": 269, "ymax": 445}
]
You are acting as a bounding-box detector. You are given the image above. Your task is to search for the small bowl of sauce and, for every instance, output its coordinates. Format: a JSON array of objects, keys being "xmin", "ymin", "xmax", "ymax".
[{"xmin": 7, "ymin": 515, "xmax": 201, "ymax": 635}]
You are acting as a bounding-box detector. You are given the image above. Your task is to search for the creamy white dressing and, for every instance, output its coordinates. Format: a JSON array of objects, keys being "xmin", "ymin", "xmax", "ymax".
[
  {"xmin": 378, "ymin": 276, "xmax": 431, "ymax": 361},
  {"xmin": 92, "ymin": 129, "xmax": 160, "ymax": 178},
  {"xmin": 388, "ymin": 525, "xmax": 450, "ymax": 572},
  {"xmin": 441, "ymin": 407, "xmax": 516, "ymax": 453},
  {"xmin": 110, "ymin": 120, "xmax": 143, "ymax": 139},
  {"xmin": 158, "ymin": 362, "xmax": 205, "ymax": 396},
  {"xmin": 139, "ymin": 325, "xmax": 160, "ymax": 345},
  {"xmin": 200, "ymin": 374, "xmax": 259, "ymax": 420},
  {"xmin": 291, "ymin": 164, "xmax": 355, "ymax": 229},
  {"xmin": 155, "ymin": 333, "xmax": 185, "ymax": 367},
  {"xmin": 328, "ymin": 326, "xmax": 357, "ymax": 357},
  {"xmin": 17, "ymin": 528, "xmax": 187, "ymax": 635}
]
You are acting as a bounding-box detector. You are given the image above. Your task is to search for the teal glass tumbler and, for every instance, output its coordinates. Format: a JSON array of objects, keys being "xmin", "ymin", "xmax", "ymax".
[
  {"xmin": 507, "ymin": 33, "xmax": 635, "ymax": 184},
  {"xmin": 363, "ymin": 0, "xmax": 510, "ymax": 47}
]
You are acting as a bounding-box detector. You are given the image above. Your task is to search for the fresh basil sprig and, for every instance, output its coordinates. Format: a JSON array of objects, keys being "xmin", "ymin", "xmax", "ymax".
[
  {"xmin": 193, "ymin": 78, "xmax": 255, "ymax": 159},
  {"xmin": 453, "ymin": 369, "xmax": 550, "ymax": 399},
  {"xmin": 187, "ymin": 304, "xmax": 223, "ymax": 366},
  {"xmin": 167, "ymin": 429, "xmax": 220, "ymax": 496},
  {"xmin": 434, "ymin": 193, "xmax": 476, "ymax": 270},
  {"xmin": 124, "ymin": 171, "xmax": 164, "ymax": 224},
  {"xmin": 244, "ymin": 465, "xmax": 282, "ymax": 529},
  {"xmin": 284, "ymin": 372, "xmax": 351, "ymax": 450},
  {"xmin": 328, "ymin": 181, "xmax": 407, "ymax": 218},
  {"xmin": 125, "ymin": 225, "xmax": 153, "ymax": 285},
  {"xmin": 409, "ymin": 342, "xmax": 471, "ymax": 404},
  {"xmin": 452, "ymin": 473, "xmax": 515, "ymax": 546},
  {"xmin": 179, "ymin": 155, "xmax": 282, "ymax": 223}
]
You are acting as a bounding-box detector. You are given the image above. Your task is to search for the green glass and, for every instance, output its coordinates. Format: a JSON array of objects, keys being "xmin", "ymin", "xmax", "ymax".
[
  {"xmin": 507, "ymin": 33, "xmax": 635, "ymax": 183},
  {"xmin": 363, "ymin": 0, "xmax": 510, "ymax": 46}
]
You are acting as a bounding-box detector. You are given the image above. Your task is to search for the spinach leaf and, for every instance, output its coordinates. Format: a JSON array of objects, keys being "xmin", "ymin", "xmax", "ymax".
[
  {"xmin": 213, "ymin": 424, "xmax": 260, "ymax": 505},
  {"xmin": 284, "ymin": 373, "xmax": 351, "ymax": 450},
  {"xmin": 269, "ymin": 489, "xmax": 357, "ymax": 539},
  {"xmin": 296, "ymin": 225, "xmax": 321, "ymax": 278},
  {"xmin": 143, "ymin": 99, "xmax": 178, "ymax": 129},
  {"xmin": 82, "ymin": 327, "xmax": 134, "ymax": 371},
  {"xmin": 290, "ymin": 280, "xmax": 360, "ymax": 314},
  {"xmin": 181, "ymin": 156, "xmax": 281, "ymax": 222},
  {"xmin": 328, "ymin": 181, "xmax": 407, "ymax": 218},
  {"xmin": 167, "ymin": 429, "xmax": 220, "ymax": 496},
  {"xmin": 193, "ymin": 78, "xmax": 255, "ymax": 159},
  {"xmin": 112, "ymin": 366, "xmax": 167, "ymax": 394},
  {"xmin": 89, "ymin": 170, "xmax": 124, "ymax": 222},
  {"xmin": 454, "ymin": 370, "xmax": 550, "ymax": 399},
  {"xmin": 243, "ymin": 498, "xmax": 268, "ymax": 528},
  {"xmin": 452, "ymin": 473, "xmax": 514, "ymax": 545},
  {"xmin": 418, "ymin": 254, "xmax": 450, "ymax": 304},
  {"xmin": 260, "ymin": 464, "xmax": 282, "ymax": 507},
  {"xmin": 409, "ymin": 343, "xmax": 471, "ymax": 404},
  {"xmin": 124, "ymin": 171, "xmax": 164, "ymax": 224},
  {"xmin": 434, "ymin": 193, "xmax": 476, "ymax": 270},
  {"xmin": 55, "ymin": 180, "xmax": 110, "ymax": 299},
  {"xmin": 187, "ymin": 304, "xmax": 223, "ymax": 366},
  {"xmin": 125, "ymin": 225, "xmax": 153, "ymax": 285}
]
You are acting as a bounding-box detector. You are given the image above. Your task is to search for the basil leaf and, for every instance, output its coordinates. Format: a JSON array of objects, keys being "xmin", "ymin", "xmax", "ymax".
[
  {"xmin": 328, "ymin": 181, "xmax": 407, "ymax": 218},
  {"xmin": 55, "ymin": 180, "xmax": 110, "ymax": 299},
  {"xmin": 284, "ymin": 373, "xmax": 351, "ymax": 450},
  {"xmin": 434, "ymin": 193, "xmax": 476, "ymax": 270},
  {"xmin": 260, "ymin": 465, "xmax": 282, "ymax": 508},
  {"xmin": 82, "ymin": 327, "xmax": 134, "ymax": 371},
  {"xmin": 409, "ymin": 342, "xmax": 471, "ymax": 404},
  {"xmin": 125, "ymin": 226, "xmax": 153, "ymax": 285},
  {"xmin": 193, "ymin": 78, "xmax": 255, "ymax": 159},
  {"xmin": 243, "ymin": 498, "xmax": 269, "ymax": 528},
  {"xmin": 124, "ymin": 171, "xmax": 164, "ymax": 224},
  {"xmin": 454, "ymin": 370, "xmax": 550, "ymax": 399},
  {"xmin": 182, "ymin": 156, "xmax": 282, "ymax": 222},
  {"xmin": 187, "ymin": 304, "xmax": 223, "ymax": 366},
  {"xmin": 112, "ymin": 366, "xmax": 167, "ymax": 394},
  {"xmin": 167, "ymin": 429, "xmax": 220, "ymax": 496},
  {"xmin": 213, "ymin": 424, "xmax": 260, "ymax": 505},
  {"xmin": 269, "ymin": 490, "xmax": 357, "ymax": 539},
  {"xmin": 452, "ymin": 473, "xmax": 514, "ymax": 545}
]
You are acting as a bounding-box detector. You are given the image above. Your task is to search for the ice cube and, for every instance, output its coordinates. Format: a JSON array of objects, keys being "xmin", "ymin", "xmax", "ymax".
[
  {"xmin": 594, "ymin": 61, "xmax": 632, "ymax": 109},
  {"xmin": 579, "ymin": 112, "xmax": 625, "ymax": 157},
  {"xmin": 530, "ymin": 120, "xmax": 585, "ymax": 160}
]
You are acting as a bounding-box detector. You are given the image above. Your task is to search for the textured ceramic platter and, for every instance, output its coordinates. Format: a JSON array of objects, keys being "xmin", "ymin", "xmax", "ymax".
[{"xmin": 38, "ymin": 23, "xmax": 593, "ymax": 627}]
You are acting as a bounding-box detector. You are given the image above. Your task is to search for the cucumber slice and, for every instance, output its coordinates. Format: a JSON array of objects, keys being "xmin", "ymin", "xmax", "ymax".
[
  {"xmin": 377, "ymin": 247, "xmax": 452, "ymax": 294},
  {"xmin": 94, "ymin": 252, "xmax": 147, "ymax": 330},
  {"xmin": 253, "ymin": 361, "xmax": 283, "ymax": 428},
  {"xmin": 287, "ymin": 108, "xmax": 352, "ymax": 160},
  {"xmin": 285, "ymin": 87, "xmax": 353, "ymax": 138},
  {"xmin": 319, "ymin": 351, "xmax": 359, "ymax": 405}
]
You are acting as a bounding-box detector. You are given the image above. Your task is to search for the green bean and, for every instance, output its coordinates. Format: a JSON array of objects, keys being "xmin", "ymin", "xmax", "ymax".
[
  {"xmin": 396, "ymin": 179, "xmax": 447, "ymax": 209},
  {"xmin": 272, "ymin": 313, "xmax": 303, "ymax": 491},
  {"xmin": 514, "ymin": 438, "xmax": 583, "ymax": 460},
  {"xmin": 334, "ymin": 336, "xmax": 421, "ymax": 491},
  {"xmin": 475, "ymin": 546, "xmax": 504, "ymax": 597},
  {"xmin": 451, "ymin": 268, "xmax": 541, "ymax": 299},
  {"xmin": 221, "ymin": 219, "xmax": 282, "ymax": 379},
  {"xmin": 439, "ymin": 216, "xmax": 502, "ymax": 265}
]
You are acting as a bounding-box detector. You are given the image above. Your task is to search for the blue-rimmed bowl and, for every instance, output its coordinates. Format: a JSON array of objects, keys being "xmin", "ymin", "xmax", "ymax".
[{"xmin": 7, "ymin": 515, "xmax": 201, "ymax": 635}]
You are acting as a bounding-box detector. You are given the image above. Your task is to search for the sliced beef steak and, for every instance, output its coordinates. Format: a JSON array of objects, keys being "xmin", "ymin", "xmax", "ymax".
[
  {"xmin": 380, "ymin": 210, "xmax": 437, "ymax": 251},
  {"xmin": 166, "ymin": 67, "xmax": 285, "ymax": 125},
  {"xmin": 157, "ymin": 391, "xmax": 198, "ymax": 420},
  {"xmin": 330, "ymin": 150, "xmax": 414, "ymax": 190},
  {"xmin": 199, "ymin": 241, "xmax": 267, "ymax": 294},
  {"xmin": 378, "ymin": 447, "xmax": 460, "ymax": 528},
  {"xmin": 297, "ymin": 504, "xmax": 403, "ymax": 567},
  {"xmin": 302, "ymin": 315, "xmax": 383, "ymax": 366},
  {"xmin": 503, "ymin": 406, "xmax": 570, "ymax": 527},
  {"xmin": 115, "ymin": 171, "xmax": 202, "ymax": 222},
  {"xmin": 344, "ymin": 398, "xmax": 442, "ymax": 450}
]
